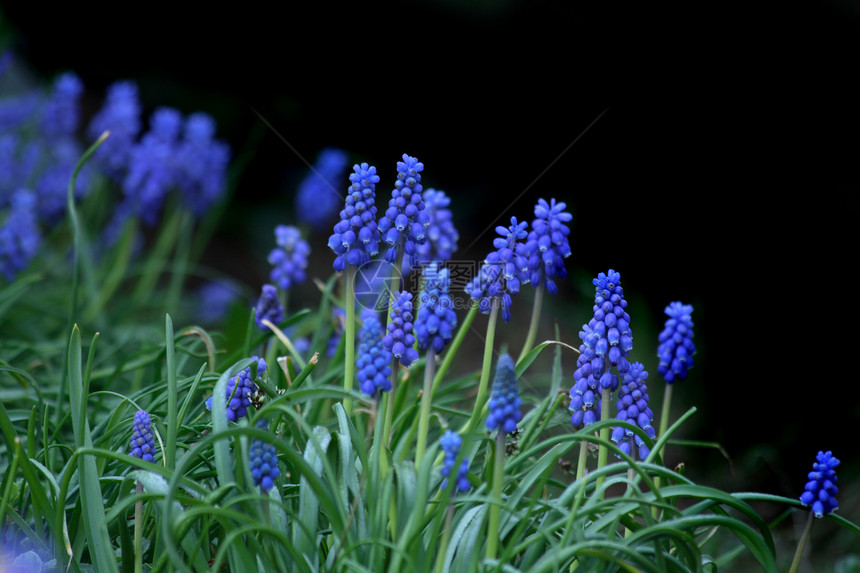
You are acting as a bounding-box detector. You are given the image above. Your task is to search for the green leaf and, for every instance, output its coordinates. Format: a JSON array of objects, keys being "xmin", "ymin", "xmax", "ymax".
[{"xmin": 294, "ymin": 425, "xmax": 332, "ymax": 565}]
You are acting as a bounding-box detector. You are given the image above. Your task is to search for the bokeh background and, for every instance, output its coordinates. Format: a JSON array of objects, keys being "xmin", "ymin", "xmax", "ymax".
[{"xmin": 3, "ymin": 0, "xmax": 859, "ymax": 567}]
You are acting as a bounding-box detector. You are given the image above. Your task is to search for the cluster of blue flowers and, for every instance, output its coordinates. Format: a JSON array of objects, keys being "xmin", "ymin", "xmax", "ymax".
[
  {"xmin": 412, "ymin": 188, "xmax": 458, "ymax": 267},
  {"xmin": 249, "ymin": 419, "xmax": 281, "ymax": 492},
  {"xmin": 800, "ymin": 450, "xmax": 840, "ymax": 518},
  {"xmin": 206, "ymin": 357, "xmax": 267, "ymax": 422},
  {"xmin": 525, "ymin": 198, "xmax": 572, "ymax": 295},
  {"xmin": 382, "ymin": 290, "xmax": 420, "ymax": 367},
  {"xmin": 414, "ymin": 263, "xmax": 457, "ymax": 354},
  {"xmin": 377, "ymin": 154, "xmax": 430, "ymax": 264},
  {"xmin": 610, "ymin": 362, "xmax": 655, "ymax": 460},
  {"xmin": 129, "ymin": 410, "xmax": 156, "ymax": 463},
  {"xmin": 268, "ymin": 224, "xmax": 311, "ymax": 291},
  {"xmin": 254, "ymin": 284, "xmax": 284, "ymax": 330},
  {"xmin": 466, "ymin": 216, "xmax": 531, "ymax": 323},
  {"xmin": 356, "ymin": 308, "xmax": 393, "ymax": 397},
  {"xmin": 657, "ymin": 301, "xmax": 697, "ymax": 383},
  {"xmin": 486, "ymin": 354, "xmax": 522, "ymax": 435},
  {"xmin": 440, "ymin": 430, "xmax": 471, "ymax": 494},
  {"xmin": 294, "ymin": 147, "xmax": 350, "ymax": 231},
  {"xmin": 328, "ymin": 163, "xmax": 381, "ymax": 271},
  {"xmin": 570, "ymin": 269, "xmax": 633, "ymax": 429}
]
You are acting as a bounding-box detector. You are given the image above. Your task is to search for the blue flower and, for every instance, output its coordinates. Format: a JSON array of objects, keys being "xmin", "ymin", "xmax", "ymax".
[
  {"xmin": 87, "ymin": 80, "xmax": 142, "ymax": 179},
  {"xmin": 34, "ymin": 137, "xmax": 89, "ymax": 224},
  {"xmin": 206, "ymin": 357, "xmax": 267, "ymax": 422},
  {"xmin": 382, "ymin": 290, "xmax": 420, "ymax": 367},
  {"xmin": 129, "ymin": 410, "xmax": 156, "ymax": 463},
  {"xmin": 268, "ymin": 225, "xmax": 310, "ymax": 291},
  {"xmin": 486, "ymin": 354, "xmax": 522, "ymax": 434},
  {"xmin": 569, "ymin": 269, "xmax": 633, "ymax": 429},
  {"xmin": 376, "ymin": 154, "xmax": 431, "ymax": 263},
  {"xmin": 407, "ymin": 187, "xmax": 458, "ymax": 270},
  {"xmin": 610, "ymin": 362, "xmax": 655, "ymax": 459},
  {"xmin": 254, "ymin": 284, "xmax": 284, "ymax": 330},
  {"xmin": 415, "ymin": 263, "xmax": 457, "ymax": 354},
  {"xmin": 328, "ymin": 162, "xmax": 381, "ymax": 271},
  {"xmin": 656, "ymin": 302, "xmax": 696, "ymax": 383},
  {"xmin": 356, "ymin": 308, "xmax": 393, "ymax": 397},
  {"xmin": 525, "ymin": 198, "xmax": 572, "ymax": 295},
  {"xmin": 0, "ymin": 189, "xmax": 41, "ymax": 282},
  {"xmin": 175, "ymin": 112, "xmax": 230, "ymax": 217},
  {"xmin": 327, "ymin": 307, "xmax": 346, "ymax": 357},
  {"xmin": 249, "ymin": 419, "xmax": 280, "ymax": 492},
  {"xmin": 800, "ymin": 450, "xmax": 840, "ymax": 518},
  {"xmin": 39, "ymin": 71, "xmax": 83, "ymax": 139},
  {"xmin": 295, "ymin": 147, "xmax": 350, "ymax": 231},
  {"xmin": 440, "ymin": 430, "xmax": 470, "ymax": 494},
  {"xmin": 465, "ymin": 216, "xmax": 530, "ymax": 323},
  {"xmin": 196, "ymin": 280, "xmax": 240, "ymax": 324}
]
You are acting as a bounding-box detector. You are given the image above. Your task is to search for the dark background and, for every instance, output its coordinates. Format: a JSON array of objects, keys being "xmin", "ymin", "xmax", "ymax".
[{"xmin": 3, "ymin": 0, "xmax": 858, "ymax": 527}]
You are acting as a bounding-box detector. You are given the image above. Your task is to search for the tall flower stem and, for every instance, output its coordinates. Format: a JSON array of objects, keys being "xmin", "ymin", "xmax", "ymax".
[
  {"xmin": 657, "ymin": 383, "xmax": 673, "ymax": 461},
  {"xmin": 486, "ymin": 430, "xmax": 506, "ymax": 561},
  {"xmin": 343, "ymin": 266, "xmax": 357, "ymax": 414},
  {"xmin": 788, "ymin": 512, "xmax": 815, "ymax": 573},
  {"xmin": 575, "ymin": 440, "xmax": 588, "ymax": 483},
  {"xmin": 415, "ymin": 347, "xmax": 436, "ymax": 467},
  {"xmin": 463, "ymin": 302, "xmax": 500, "ymax": 434},
  {"xmin": 382, "ymin": 359, "xmax": 400, "ymax": 449},
  {"xmin": 518, "ymin": 284, "xmax": 544, "ymax": 363},
  {"xmin": 133, "ymin": 481, "xmax": 143, "ymax": 573},
  {"xmin": 431, "ymin": 304, "xmax": 478, "ymax": 395},
  {"xmin": 596, "ymin": 386, "xmax": 611, "ymax": 496},
  {"xmin": 434, "ymin": 505, "xmax": 455, "ymax": 573}
]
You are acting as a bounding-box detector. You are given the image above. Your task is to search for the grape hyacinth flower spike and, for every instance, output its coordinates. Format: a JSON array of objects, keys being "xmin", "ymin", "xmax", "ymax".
[
  {"xmin": 356, "ymin": 308, "xmax": 393, "ymax": 397},
  {"xmin": 657, "ymin": 301, "xmax": 697, "ymax": 384},
  {"xmin": 486, "ymin": 354, "xmax": 522, "ymax": 435},
  {"xmin": 383, "ymin": 290, "xmax": 420, "ymax": 368},
  {"xmin": 254, "ymin": 284, "xmax": 284, "ymax": 331},
  {"xmin": 295, "ymin": 146, "xmax": 350, "ymax": 231},
  {"xmin": 800, "ymin": 450, "xmax": 840, "ymax": 518},
  {"xmin": 610, "ymin": 362, "xmax": 655, "ymax": 460},
  {"xmin": 268, "ymin": 225, "xmax": 310, "ymax": 292},
  {"xmin": 526, "ymin": 198, "xmax": 572, "ymax": 295},
  {"xmin": 206, "ymin": 357, "xmax": 267, "ymax": 422},
  {"xmin": 327, "ymin": 162, "xmax": 381, "ymax": 272},
  {"xmin": 440, "ymin": 430, "xmax": 470, "ymax": 494},
  {"xmin": 415, "ymin": 262, "xmax": 458, "ymax": 354},
  {"xmin": 411, "ymin": 188, "xmax": 458, "ymax": 267},
  {"xmin": 376, "ymin": 153, "xmax": 430, "ymax": 265},
  {"xmin": 129, "ymin": 410, "xmax": 156, "ymax": 463},
  {"xmin": 249, "ymin": 419, "xmax": 281, "ymax": 492}
]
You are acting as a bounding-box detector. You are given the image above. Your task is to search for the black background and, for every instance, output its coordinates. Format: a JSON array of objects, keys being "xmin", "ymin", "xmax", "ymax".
[{"xmin": 3, "ymin": 0, "xmax": 859, "ymax": 510}]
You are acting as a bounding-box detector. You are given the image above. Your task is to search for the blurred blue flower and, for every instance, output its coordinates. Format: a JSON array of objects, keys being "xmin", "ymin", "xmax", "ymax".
[
  {"xmin": 656, "ymin": 301, "xmax": 696, "ymax": 383},
  {"xmin": 254, "ymin": 284, "xmax": 284, "ymax": 330},
  {"xmin": 440, "ymin": 430, "xmax": 470, "ymax": 494},
  {"xmin": 328, "ymin": 162, "xmax": 381, "ymax": 271},
  {"xmin": 87, "ymin": 80, "xmax": 142, "ymax": 179},
  {"xmin": 610, "ymin": 362, "xmax": 655, "ymax": 460},
  {"xmin": 413, "ymin": 188, "xmax": 458, "ymax": 265},
  {"xmin": 129, "ymin": 410, "xmax": 156, "ymax": 463},
  {"xmin": 377, "ymin": 154, "xmax": 430, "ymax": 263},
  {"xmin": 39, "ymin": 71, "xmax": 83, "ymax": 139},
  {"xmin": 249, "ymin": 419, "xmax": 280, "ymax": 492},
  {"xmin": 175, "ymin": 112, "xmax": 230, "ymax": 217},
  {"xmin": 383, "ymin": 290, "xmax": 419, "ymax": 367},
  {"xmin": 486, "ymin": 353, "xmax": 522, "ymax": 434},
  {"xmin": 800, "ymin": 450, "xmax": 840, "ymax": 518},
  {"xmin": 206, "ymin": 357, "xmax": 267, "ymax": 422},
  {"xmin": 525, "ymin": 198, "xmax": 572, "ymax": 295},
  {"xmin": 295, "ymin": 147, "xmax": 350, "ymax": 231},
  {"xmin": 0, "ymin": 189, "xmax": 41, "ymax": 282},
  {"xmin": 356, "ymin": 308, "xmax": 393, "ymax": 397},
  {"xmin": 196, "ymin": 280, "xmax": 240, "ymax": 324},
  {"xmin": 415, "ymin": 262, "xmax": 457, "ymax": 354},
  {"xmin": 268, "ymin": 225, "xmax": 310, "ymax": 291}
]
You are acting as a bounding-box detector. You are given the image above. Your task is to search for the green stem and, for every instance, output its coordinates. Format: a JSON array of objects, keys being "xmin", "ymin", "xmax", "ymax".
[
  {"xmin": 596, "ymin": 387, "xmax": 611, "ymax": 496},
  {"xmin": 486, "ymin": 431, "xmax": 506, "ymax": 561},
  {"xmin": 431, "ymin": 304, "xmax": 478, "ymax": 396},
  {"xmin": 415, "ymin": 347, "xmax": 436, "ymax": 467},
  {"xmin": 575, "ymin": 439, "xmax": 588, "ymax": 483},
  {"xmin": 518, "ymin": 284, "xmax": 544, "ymax": 364},
  {"xmin": 434, "ymin": 505, "xmax": 455, "ymax": 573},
  {"xmin": 134, "ymin": 481, "xmax": 143, "ymax": 573},
  {"xmin": 463, "ymin": 303, "xmax": 499, "ymax": 434},
  {"xmin": 657, "ymin": 383, "xmax": 673, "ymax": 462},
  {"xmin": 788, "ymin": 512, "xmax": 815, "ymax": 573},
  {"xmin": 343, "ymin": 266, "xmax": 357, "ymax": 414},
  {"xmin": 382, "ymin": 358, "xmax": 400, "ymax": 449}
]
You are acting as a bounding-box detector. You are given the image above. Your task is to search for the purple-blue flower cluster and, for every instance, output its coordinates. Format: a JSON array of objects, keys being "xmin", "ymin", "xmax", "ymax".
[
  {"xmin": 570, "ymin": 269, "xmax": 633, "ymax": 428},
  {"xmin": 440, "ymin": 430, "xmax": 470, "ymax": 494},
  {"xmin": 175, "ymin": 113, "xmax": 231, "ymax": 217},
  {"xmin": 268, "ymin": 225, "xmax": 310, "ymax": 291},
  {"xmin": 295, "ymin": 147, "xmax": 350, "ymax": 231},
  {"xmin": 249, "ymin": 419, "xmax": 280, "ymax": 492},
  {"xmin": 129, "ymin": 410, "xmax": 156, "ymax": 463},
  {"xmin": 656, "ymin": 301, "xmax": 696, "ymax": 384},
  {"xmin": 377, "ymin": 154, "xmax": 430, "ymax": 264},
  {"xmin": 0, "ymin": 189, "xmax": 41, "ymax": 281},
  {"xmin": 800, "ymin": 450, "xmax": 840, "ymax": 518},
  {"xmin": 196, "ymin": 280, "xmax": 240, "ymax": 325},
  {"xmin": 410, "ymin": 188, "xmax": 458, "ymax": 267},
  {"xmin": 356, "ymin": 308, "xmax": 393, "ymax": 397},
  {"xmin": 383, "ymin": 290, "xmax": 420, "ymax": 367},
  {"xmin": 415, "ymin": 263, "xmax": 457, "ymax": 354},
  {"xmin": 206, "ymin": 357, "xmax": 267, "ymax": 422},
  {"xmin": 328, "ymin": 163, "xmax": 381, "ymax": 271},
  {"xmin": 87, "ymin": 80, "xmax": 142, "ymax": 179},
  {"xmin": 466, "ymin": 216, "xmax": 531, "ymax": 323},
  {"xmin": 254, "ymin": 284, "xmax": 284, "ymax": 330},
  {"xmin": 525, "ymin": 198, "xmax": 572, "ymax": 295},
  {"xmin": 610, "ymin": 362, "xmax": 655, "ymax": 460},
  {"xmin": 486, "ymin": 354, "xmax": 522, "ymax": 434}
]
